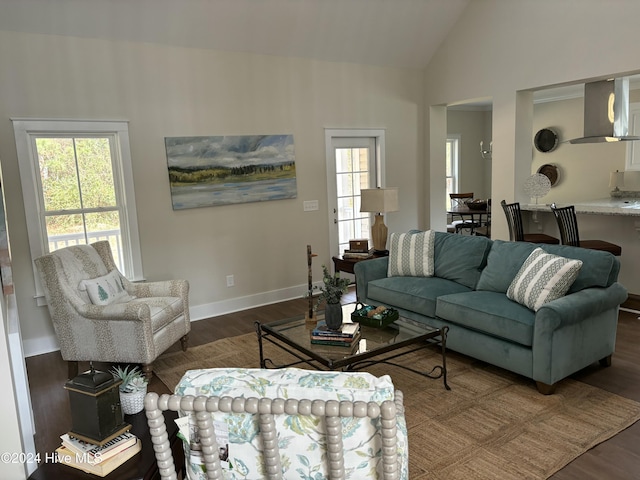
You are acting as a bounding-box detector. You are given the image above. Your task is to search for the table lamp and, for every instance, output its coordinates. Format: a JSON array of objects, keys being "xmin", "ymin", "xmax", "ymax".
[{"xmin": 360, "ymin": 187, "xmax": 399, "ymax": 254}]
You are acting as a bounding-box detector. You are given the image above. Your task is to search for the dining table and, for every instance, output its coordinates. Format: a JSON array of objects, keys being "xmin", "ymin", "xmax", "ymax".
[{"xmin": 447, "ymin": 204, "xmax": 491, "ymax": 233}]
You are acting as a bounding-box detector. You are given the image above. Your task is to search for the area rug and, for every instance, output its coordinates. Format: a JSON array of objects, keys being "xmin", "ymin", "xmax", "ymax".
[{"xmin": 154, "ymin": 333, "xmax": 640, "ymax": 479}]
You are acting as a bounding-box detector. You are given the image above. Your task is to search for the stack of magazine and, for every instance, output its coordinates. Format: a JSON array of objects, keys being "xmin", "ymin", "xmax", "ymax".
[
  {"xmin": 311, "ymin": 321, "xmax": 361, "ymax": 347},
  {"xmin": 55, "ymin": 430, "xmax": 141, "ymax": 477}
]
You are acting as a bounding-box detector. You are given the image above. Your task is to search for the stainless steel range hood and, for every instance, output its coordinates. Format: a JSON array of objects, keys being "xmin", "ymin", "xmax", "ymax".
[{"xmin": 569, "ymin": 77, "xmax": 640, "ymax": 144}]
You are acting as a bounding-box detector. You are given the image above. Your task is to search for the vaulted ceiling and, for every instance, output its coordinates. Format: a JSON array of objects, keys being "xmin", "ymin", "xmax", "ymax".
[{"xmin": 0, "ymin": 0, "xmax": 470, "ymax": 70}]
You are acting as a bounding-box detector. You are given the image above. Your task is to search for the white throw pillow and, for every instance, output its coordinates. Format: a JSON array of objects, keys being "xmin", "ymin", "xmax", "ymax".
[
  {"xmin": 79, "ymin": 270, "xmax": 134, "ymax": 305},
  {"xmin": 507, "ymin": 248, "xmax": 583, "ymax": 312},
  {"xmin": 387, "ymin": 230, "xmax": 435, "ymax": 277}
]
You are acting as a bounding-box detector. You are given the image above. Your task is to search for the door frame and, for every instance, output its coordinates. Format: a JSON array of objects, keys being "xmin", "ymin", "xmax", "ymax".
[{"xmin": 324, "ymin": 128, "xmax": 386, "ymax": 258}]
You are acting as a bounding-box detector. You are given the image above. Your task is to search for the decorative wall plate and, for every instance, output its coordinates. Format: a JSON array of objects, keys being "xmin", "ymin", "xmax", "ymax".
[
  {"xmin": 537, "ymin": 163, "xmax": 560, "ymax": 187},
  {"xmin": 523, "ymin": 173, "xmax": 551, "ymax": 203},
  {"xmin": 534, "ymin": 128, "xmax": 559, "ymax": 153}
]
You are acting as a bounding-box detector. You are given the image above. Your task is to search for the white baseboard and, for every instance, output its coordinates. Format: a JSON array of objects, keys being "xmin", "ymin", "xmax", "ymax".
[
  {"xmin": 24, "ymin": 281, "xmax": 320, "ymax": 357},
  {"xmin": 190, "ymin": 282, "xmax": 315, "ymax": 322}
]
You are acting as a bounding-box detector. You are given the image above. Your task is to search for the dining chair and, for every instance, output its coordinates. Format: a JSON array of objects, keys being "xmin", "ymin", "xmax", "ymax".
[
  {"xmin": 550, "ymin": 204, "xmax": 622, "ymax": 255},
  {"xmin": 474, "ymin": 199, "xmax": 492, "ymax": 237},
  {"xmin": 501, "ymin": 200, "xmax": 559, "ymax": 244},
  {"xmin": 449, "ymin": 192, "xmax": 481, "ymax": 234}
]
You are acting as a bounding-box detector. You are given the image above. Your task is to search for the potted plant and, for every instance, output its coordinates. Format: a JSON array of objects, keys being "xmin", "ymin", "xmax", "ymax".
[
  {"xmin": 310, "ymin": 265, "xmax": 351, "ymax": 330},
  {"xmin": 110, "ymin": 365, "xmax": 148, "ymax": 415}
]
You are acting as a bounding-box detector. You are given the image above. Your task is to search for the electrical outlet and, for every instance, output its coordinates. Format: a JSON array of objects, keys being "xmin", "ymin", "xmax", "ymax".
[
  {"xmin": 226, "ymin": 275, "xmax": 234, "ymax": 287},
  {"xmin": 303, "ymin": 200, "xmax": 319, "ymax": 211}
]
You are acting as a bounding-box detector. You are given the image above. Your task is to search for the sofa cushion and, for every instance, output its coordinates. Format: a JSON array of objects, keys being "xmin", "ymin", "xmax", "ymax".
[
  {"xmin": 436, "ymin": 291, "xmax": 536, "ymax": 347},
  {"xmin": 388, "ymin": 230, "xmax": 435, "ymax": 277},
  {"xmin": 433, "ymin": 232, "xmax": 492, "ymax": 289},
  {"xmin": 368, "ymin": 276, "xmax": 472, "ymax": 318},
  {"xmin": 477, "ymin": 240, "xmax": 617, "ymax": 294},
  {"xmin": 507, "ymin": 248, "xmax": 583, "ymax": 312}
]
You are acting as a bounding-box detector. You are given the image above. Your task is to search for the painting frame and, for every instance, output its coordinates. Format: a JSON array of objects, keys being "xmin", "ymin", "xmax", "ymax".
[{"xmin": 165, "ymin": 134, "xmax": 297, "ymax": 210}]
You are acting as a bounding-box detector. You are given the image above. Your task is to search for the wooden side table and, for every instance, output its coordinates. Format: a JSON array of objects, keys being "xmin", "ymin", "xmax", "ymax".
[
  {"xmin": 28, "ymin": 410, "xmax": 184, "ymax": 480},
  {"xmin": 332, "ymin": 252, "xmax": 387, "ymax": 275}
]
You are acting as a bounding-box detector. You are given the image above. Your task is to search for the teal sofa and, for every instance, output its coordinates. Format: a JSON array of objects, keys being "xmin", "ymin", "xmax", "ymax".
[{"xmin": 354, "ymin": 232, "xmax": 628, "ymax": 394}]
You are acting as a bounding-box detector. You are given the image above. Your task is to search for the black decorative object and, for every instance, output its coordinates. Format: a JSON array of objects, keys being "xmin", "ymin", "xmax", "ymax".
[
  {"xmin": 534, "ymin": 128, "xmax": 559, "ymax": 153},
  {"xmin": 64, "ymin": 365, "xmax": 129, "ymax": 444},
  {"xmin": 324, "ymin": 302, "xmax": 343, "ymax": 330}
]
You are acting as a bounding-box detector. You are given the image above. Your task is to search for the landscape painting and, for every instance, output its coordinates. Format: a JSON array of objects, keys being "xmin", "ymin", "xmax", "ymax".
[{"xmin": 165, "ymin": 135, "xmax": 297, "ymax": 209}]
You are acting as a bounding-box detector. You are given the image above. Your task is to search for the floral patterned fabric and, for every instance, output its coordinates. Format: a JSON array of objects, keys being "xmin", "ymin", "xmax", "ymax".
[{"xmin": 175, "ymin": 367, "xmax": 408, "ymax": 480}]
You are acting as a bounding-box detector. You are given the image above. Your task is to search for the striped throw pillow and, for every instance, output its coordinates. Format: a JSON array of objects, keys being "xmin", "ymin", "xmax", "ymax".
[
  {"xmin": 507, "ymin": 248, "xmax": 583, "ymax": 311},
  {"xmin": 387, "ymin": 230, "xmax": 435, "ymax": 277}
]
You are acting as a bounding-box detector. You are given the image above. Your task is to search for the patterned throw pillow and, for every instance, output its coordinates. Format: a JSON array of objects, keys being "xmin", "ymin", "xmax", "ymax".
[
  {"xmin": 387, "ymin": 230, "xmax": 435, "ymax": 277},
  {"xmin": 78, "ymin": 269, "xmax": 134, "ymax": 305},
  {"xmin": 507, "ymin": 248, "xmax": 583, "ymax": 312}
]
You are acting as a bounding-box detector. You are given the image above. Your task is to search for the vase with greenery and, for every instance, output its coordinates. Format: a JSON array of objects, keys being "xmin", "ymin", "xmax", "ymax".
[
  {"xmin": 111, "ymin": 365, "xmax": 148, "ymax": 415},
  {"xmin": 311, "ymin": 265, "xmax": 351, "ymax": 330}
]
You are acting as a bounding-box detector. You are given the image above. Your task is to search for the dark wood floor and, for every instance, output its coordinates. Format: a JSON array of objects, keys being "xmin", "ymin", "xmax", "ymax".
[{"xmin": 25, "ymin": 291, "xmax": 640, "ymax": 479}]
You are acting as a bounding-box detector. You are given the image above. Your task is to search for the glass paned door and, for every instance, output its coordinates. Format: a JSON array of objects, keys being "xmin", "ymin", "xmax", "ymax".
[
  {"xmin": 325, "ymin": 130, "xmax": 384, "ymax": 260},
  {"xmin": 335, "ymin": 146, "xmax": 372, "ymax": 254}
]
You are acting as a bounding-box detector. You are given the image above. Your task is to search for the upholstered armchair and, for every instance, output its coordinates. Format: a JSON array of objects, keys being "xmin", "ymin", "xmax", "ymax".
[
  {"xmin": 146, "ymin": 367, "xmax": 408, "ymax": 480},
  {"xmin": 34, "ymin": 241, "xmax": 190, "ymax": 379}
]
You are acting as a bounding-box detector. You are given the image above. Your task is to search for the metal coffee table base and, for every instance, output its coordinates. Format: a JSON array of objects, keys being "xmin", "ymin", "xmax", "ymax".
[{"xmin": 256, "ymin": 320, "xmax": 450, "ymax": 390}]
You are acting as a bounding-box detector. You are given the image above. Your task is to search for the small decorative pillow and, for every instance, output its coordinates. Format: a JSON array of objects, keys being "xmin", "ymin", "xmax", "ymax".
[
  {"xmin": 507, "ymin": 248, "xmax": 583, "ymax": 312},
  {"xmin": 78, "ymin": 270, "xmax": 134, "ymax": 306},
  {"xmin": 387, "ymin": 230, "xmax": 435, "ymax": 277}
]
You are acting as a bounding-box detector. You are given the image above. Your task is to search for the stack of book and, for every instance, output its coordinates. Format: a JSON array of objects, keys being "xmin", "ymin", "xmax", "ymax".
[
  {"xmin": 311, "ymin": 321, "xmax": 361, "ymax": 347},
  {"xmin": 342, "ymin": 248, "xmax": 374, "ymax": 260},
  {"xmin": 55, "ymin": 431, "xmax": 141, "ymax": 477}
]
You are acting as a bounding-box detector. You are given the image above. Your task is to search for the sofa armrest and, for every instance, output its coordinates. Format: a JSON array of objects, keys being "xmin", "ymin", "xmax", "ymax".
[
  {"xmin": 535, "ymin": 283, "xmax": 628, "ymax": 331},
  {"xmin": 354, "ymin": 257, "xmax": 389, "ymax": 302}
]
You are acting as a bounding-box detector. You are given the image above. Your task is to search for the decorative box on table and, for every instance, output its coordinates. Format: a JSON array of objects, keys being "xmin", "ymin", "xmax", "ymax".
[{"xmin": 351, "ymin": 302, "xmax": 399, "ymax": 328}]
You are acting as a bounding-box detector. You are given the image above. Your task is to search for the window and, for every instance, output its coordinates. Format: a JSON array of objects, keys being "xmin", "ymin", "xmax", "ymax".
[
  {"xmin": 13, "ymin": 119, "xmax": 142, "ymax": 303},
  {"xmin": 445, "ymin": 135, "xmax": 460, "ymax": 210}
]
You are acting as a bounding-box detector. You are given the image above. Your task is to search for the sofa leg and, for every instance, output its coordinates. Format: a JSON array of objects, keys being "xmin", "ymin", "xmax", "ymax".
[
  {"xmin": 535, "ymin": 381, "xmax": 557, "ymax": 395},
  {"xmin": 142, "ymin": 363, "xmax": 153, "ymax": 380},
  {"xmin": 599, "ymin": 354, "xmax": 612, "ymax": 367},
  {"xmin": 181, "ymin": 334, "xmax": 189, "ymax": 352}
]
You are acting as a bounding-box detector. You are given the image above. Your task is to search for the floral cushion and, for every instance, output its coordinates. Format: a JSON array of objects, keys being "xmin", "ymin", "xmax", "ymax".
[{"xmin": 175, "ymin": 367, "xmax": 408, "ymax": 480}]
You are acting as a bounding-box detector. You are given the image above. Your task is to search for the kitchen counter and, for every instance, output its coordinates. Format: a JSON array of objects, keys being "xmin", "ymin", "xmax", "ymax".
[{"xmin": 521, "ymin": 198, "xmax": 640, "ymax": 216}]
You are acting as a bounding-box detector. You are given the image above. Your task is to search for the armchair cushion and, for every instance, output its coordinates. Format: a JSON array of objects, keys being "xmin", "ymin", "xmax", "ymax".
[{"xmin": 79, "ymin": 269, "xmax": 135, "ymax": 305}]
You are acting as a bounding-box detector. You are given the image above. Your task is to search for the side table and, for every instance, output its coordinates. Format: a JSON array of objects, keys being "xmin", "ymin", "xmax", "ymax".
[
  {"xmin": 28, "ymin": 410, "xmax": 184, "ymax": 480},
  {"xmin": 332, "ymin": 252, "xmax": 387, "ymax": 275}
]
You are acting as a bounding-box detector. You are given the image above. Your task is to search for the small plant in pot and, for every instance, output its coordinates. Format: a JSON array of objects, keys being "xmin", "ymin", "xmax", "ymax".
[
  {"xmin": 310, "ymin": 265, "xmax": 351, "ymax": 330},
  {"xmin": 110, "ymin": 365, "xmax": 148, "ymax": 415}
]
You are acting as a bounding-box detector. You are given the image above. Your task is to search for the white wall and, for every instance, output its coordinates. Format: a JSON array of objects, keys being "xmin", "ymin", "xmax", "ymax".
[
  {"xmin": 0, "ymin": 30, "xmax": 424, "ymax": 356},
  {"xmin": 424, "ymin": 0, "xmax": 640, "ymax": 294}
]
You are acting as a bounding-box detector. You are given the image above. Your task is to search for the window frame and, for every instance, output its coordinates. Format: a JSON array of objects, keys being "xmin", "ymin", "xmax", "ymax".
[
  {"xmin": 446, "ymin": 135, "xmax": 461, "ymax": 210},
  {"xmin": 12, "ymin": 119, "xmax": 143, "ymax": 305}
]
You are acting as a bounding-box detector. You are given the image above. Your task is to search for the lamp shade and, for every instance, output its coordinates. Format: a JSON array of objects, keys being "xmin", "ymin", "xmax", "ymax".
[
  {"xmin": 360, "ymin": 188, "xmax": 399, "ymax": 213},
  {"xmin": 609, "ymin": 170, "xmax": 625, "ymax": 189}
]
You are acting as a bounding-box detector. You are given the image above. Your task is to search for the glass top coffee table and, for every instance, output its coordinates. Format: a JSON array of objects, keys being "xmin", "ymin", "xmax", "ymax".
[{"xmin": 255, "ymin": 305, "xmax": 450, "ymax": 390}]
